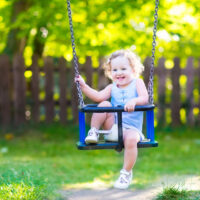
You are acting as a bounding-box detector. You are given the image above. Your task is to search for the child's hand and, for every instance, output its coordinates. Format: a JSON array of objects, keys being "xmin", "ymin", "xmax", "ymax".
[
  {"xmin": 74, "ymin": 75, "xmax": 86, "ymax": 88},
  {"xmin": 124, "ymin": 99, "xmax": 136, "ymax": 112}
]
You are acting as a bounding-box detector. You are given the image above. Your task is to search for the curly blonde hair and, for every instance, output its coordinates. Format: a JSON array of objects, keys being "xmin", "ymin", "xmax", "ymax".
[{"xmin": 103, "ymin": 49, "xmax": 144, "ymax": 79}]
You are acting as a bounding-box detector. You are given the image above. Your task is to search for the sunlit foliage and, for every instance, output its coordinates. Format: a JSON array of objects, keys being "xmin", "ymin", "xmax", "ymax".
[{"xmin": 0, "ymin": 0, "xmax": 200, "ymax": 64}]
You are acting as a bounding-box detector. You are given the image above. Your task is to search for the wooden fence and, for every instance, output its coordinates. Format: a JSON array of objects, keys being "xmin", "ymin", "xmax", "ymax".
[{"xmin": 0, "ymin": 53, "xmax": 200, "ymax": 127}]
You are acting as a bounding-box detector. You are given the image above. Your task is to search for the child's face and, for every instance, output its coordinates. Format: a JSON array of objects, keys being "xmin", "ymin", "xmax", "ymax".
[{"xmin": 110, "ymin": 56, "xmax": 135, "ymax": 88}]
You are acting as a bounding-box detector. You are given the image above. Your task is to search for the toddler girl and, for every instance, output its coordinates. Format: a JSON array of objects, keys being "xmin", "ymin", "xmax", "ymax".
[{"xmin": 75, "ymin": 49, "xmax": 149, "ymax": 189}]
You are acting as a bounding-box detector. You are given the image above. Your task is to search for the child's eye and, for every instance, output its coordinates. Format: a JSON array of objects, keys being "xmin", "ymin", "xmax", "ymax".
[
  {"xmin": 122, "ymin": 68, "xmax": 126, "ymax": 70},
  {"xmin": 112, "ymin": 69, "xmax": 117, "ymax": 72}
]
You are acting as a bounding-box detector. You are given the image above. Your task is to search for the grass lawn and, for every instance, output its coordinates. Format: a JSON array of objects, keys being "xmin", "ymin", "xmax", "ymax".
[{"xmin": 0, "ymin": 124, "xmax": 200, "ymax": 199}]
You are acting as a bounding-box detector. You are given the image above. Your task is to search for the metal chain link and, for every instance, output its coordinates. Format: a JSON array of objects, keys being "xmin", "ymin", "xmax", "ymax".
[
  {"xmin": 148, "ymin": 0, "xmax": 159, "ymax": 104},
  {"xmin": 66, "ymin": 0, "xmax": 84, "ymax": 108}
]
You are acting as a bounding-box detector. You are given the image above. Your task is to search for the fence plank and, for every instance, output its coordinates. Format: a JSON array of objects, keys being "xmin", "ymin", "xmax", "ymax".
[
  {"xmin": 31, "ymin": 54, "xmax": 40, "ymax": 122},
  {"xmin": 44, "ymin": 57, "xmax": 54, "ymax": 123},
  {"xmin": 143, "ymin": 57, "xmax": 151, "ymax": 91},
  {"xmin": 71, "ymin": 83, "xmax": 79, "ymax": 123},
  {"xmin": 171, "ymin": 57, "xmax": 181, "ymax": 126},
  {"xmin": 157, "ymin": 57, "xmax": 167, "ymax": 126},
  {"xmin": 0, "ymin": 54, "xmax": 11, "ymax": 126},
  {"xmin": 13, "ymin": 53, "xmax": 26, "ymax": 125},
  {"xmin": 84, "ymin": 56, "xmax": 93, "ymax": 87},
  {"xmin": 59, "ymin": 57, "xmax": 67, "ymax": 124},
  {"xmin": 71, "ymin": 61, "xmax": 79, "ymax": 123},
  {"xmin": 185, "ymin": 57, "xmax": 194, "ymax": 125}
]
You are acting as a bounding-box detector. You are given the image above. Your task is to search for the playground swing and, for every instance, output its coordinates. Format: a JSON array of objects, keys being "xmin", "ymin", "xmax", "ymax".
[{"xmin": 67, "ymin": 0, "xmax": 159, "ymax": 152}]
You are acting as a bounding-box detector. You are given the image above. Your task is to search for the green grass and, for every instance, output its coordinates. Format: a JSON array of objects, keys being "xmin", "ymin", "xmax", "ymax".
[
  {"xmin": 155, "ymin": 187, "xmax": 200, "ymax": 200},
  {"xmin": 0, "ymin": 124, "xmax": 200, "ymax": 199}
]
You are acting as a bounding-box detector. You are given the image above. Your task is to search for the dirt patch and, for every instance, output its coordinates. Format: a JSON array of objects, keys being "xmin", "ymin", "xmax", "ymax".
[{"xmin": 60, "ymin": 175, "xmax": 200, "ymax": 200}]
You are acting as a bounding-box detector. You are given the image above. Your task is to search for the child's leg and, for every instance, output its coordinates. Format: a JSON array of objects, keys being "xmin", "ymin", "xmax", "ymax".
[
  {"xmin": 114, "ymin": 129, "xmax": 140, "ymax": 189},
  {"xmin": 123, "ymin": 129, "xmax": 140, "ymax": 172},
  {"xmin": 85, "ymin": 101, "xmax": 114, "ymax": 144},
  {"xmin": 91, "ymin": 101, "xmax": 114, "ymax": 130}
]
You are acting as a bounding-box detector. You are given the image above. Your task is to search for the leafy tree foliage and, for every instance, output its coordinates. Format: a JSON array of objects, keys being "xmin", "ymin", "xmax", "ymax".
[{"xmin": 0, "ymin": 0, "xmax": 200, "ymax": 65}]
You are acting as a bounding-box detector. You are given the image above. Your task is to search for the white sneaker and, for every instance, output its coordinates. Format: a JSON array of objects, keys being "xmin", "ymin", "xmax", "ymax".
[
  {"xmin": 104, "ymin": 124, "xmax": 118, "ymax": 142},
  {"xmin": 114, "ymin": 169, "xmax": 132, "ymax": 189},
  {"xmin": 85, "ymin": 127, "xmax": 99, "ymax": 144}
]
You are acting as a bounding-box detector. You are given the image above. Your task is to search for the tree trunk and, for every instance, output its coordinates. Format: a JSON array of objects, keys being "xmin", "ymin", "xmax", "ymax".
[{"xmin": 3, "ymin": 0, "xmax": 29, "ymax": 57}]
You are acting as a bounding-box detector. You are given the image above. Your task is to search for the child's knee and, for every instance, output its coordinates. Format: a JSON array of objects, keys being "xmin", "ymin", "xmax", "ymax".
[
  {"xmin": 98, "ymin": 101, "xmax": 112, "ymax": 107},
  {"xmin": 124, "ymin": 132, "xmax": 139, "ymax": 148}
]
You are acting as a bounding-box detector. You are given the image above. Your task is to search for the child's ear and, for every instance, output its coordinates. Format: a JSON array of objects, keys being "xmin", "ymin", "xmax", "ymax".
[{"xmin": 132, "ymin": 68, "xmax": 138, "ymax": 78}]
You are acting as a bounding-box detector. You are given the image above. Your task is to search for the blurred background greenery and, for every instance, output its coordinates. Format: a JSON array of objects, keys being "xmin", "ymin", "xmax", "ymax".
[{"xmin": 0, "ymin": 0, "xmax": 200, "ymax": 64}]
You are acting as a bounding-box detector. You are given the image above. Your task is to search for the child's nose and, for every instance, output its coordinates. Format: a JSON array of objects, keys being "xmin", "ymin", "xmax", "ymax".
[{"xmin": 116, "ymin": 70, "xmax": 122, "ymax": 75}]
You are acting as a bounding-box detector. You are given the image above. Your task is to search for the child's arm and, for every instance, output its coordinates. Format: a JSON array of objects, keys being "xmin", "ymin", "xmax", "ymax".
[
  {"xmin": 75, "ymin": 75, "xmax": 112, "ymax": 102},
  {"xmin": 124, "ymin": 78, "xmax": 149, "ymax": 112}
]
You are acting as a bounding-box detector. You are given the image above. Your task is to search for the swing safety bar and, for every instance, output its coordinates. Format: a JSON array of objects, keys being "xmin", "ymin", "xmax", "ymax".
[
  {"xmin": 80, "ymin": 104, "xmax": 155, "ymax": 112},
  {"xmin": 77, "ymin": 104, "xmax": 158, "ymax": 151}
]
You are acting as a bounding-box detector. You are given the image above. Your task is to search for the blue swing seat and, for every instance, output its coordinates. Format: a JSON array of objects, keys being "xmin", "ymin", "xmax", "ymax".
[{"xmin": 77, "ymin": 104, "xmax": 158, "ymax": 151}]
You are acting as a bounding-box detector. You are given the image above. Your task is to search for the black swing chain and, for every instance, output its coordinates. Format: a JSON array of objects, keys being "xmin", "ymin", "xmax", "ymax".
[
  {"xmin": 148, "ymin": 0, "xmax": 159, "ymax": 104},
  {"xmin": 66, "ymin": 0, "xmax": 85, "ymax": 108}
]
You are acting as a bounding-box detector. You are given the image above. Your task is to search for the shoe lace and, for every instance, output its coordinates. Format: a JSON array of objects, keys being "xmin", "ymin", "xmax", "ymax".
[
  {"xmin": 118, "ymin": 170, "xmax": 130, "ymax": 184},
  {"xmin": 88, "ymin": 128, "xmax": 98, "ymax": 136}
]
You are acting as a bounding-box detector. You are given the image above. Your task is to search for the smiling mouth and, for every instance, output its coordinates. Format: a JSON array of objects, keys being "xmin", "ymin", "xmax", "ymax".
[{"xmin": 116, "ymin": 77, "xmax": 125, "ymax": 80}]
